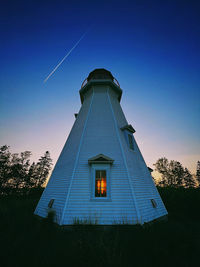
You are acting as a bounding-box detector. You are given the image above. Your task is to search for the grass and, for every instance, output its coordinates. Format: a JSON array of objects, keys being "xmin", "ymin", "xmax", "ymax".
[
  {"xmin": 73, "ymin": 216, "xmax": 99, "ymax": 225},
  {"xmin": 0, "ymin": 187, "xmax": 200, "ymax": 267}
]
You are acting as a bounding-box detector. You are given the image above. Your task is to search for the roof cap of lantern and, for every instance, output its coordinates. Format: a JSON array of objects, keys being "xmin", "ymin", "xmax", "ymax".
[{"xmin": 79, "ymin": 68, "xmax": 122, "ymax": 104}]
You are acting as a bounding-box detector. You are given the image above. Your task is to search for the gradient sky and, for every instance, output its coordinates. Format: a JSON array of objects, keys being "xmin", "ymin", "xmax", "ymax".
[{"xmin": 0, "ymin": 0, "xmax": 200, "ymax": 175}]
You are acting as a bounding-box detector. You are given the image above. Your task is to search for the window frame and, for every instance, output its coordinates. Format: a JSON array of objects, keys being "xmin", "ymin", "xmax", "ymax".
[
  {"xmin": 151, "ymin": 199, "xmax": 157, "ymax": 208},
  {"xmin": 128, "ymin": 133, "xmax": 134, "ymax": 150},
  {"xmin": 123, "ymin": 130, "xmax": 135, "ymax": 151},
  {"xmin": 95, "ymin": 169, "xmax": 107, "ymax": 197},
  {"xmin": 48, "ymin": 199, "xmax": 55, "ymax": 208},
  {"xmin": 90, "ymin": 164, "xmax": 111, "ymax": 202},
  {"xmin": 120, "ymin": 124, "xmax": 136, "ymax": 152}
]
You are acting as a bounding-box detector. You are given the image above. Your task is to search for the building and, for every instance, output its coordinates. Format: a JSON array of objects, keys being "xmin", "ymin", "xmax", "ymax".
[{"xmin": 34, "ymin": 69, "xmax": 168, "ymax": 225}]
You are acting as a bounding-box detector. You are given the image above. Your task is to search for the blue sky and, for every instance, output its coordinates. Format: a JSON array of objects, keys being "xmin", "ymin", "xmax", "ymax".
[{"xmin": 0, "ymin": 0, "xmax": 200, "ymax": 174}]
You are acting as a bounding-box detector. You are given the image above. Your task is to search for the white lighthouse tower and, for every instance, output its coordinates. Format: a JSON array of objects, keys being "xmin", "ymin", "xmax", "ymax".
[{"xmin": 34, "ymin": 69, "xmax": 168, "ymax": 225}]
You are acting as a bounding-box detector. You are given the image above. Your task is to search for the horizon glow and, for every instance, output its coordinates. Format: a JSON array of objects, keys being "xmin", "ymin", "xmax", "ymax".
[{"xmin": 0, "ymin": 0, "xmax": 199, "ymax": 177}]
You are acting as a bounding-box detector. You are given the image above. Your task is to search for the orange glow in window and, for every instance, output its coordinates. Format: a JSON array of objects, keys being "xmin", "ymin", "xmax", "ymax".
[
  {"xmin": 97, "ymin": 180, "xmax": 101, "ymax": 194},
  {"xmin": 101, "ymin": 178, "xmax": 106, "ymax": 195},
  {"xmin": 95, "ymin": 170, "xmax": 107, "ymax": 197}
]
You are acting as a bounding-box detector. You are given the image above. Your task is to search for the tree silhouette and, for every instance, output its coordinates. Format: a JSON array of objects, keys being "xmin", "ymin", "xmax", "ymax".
[
  {"xmin": 154, "ymin": 157, "xmax": 196, "ymax": 187},
  {"xmin": 196, "ymin": 161, "xmax": 200, "ymax": 186},
  {"xmin": 34, "ymin": 151, "xmax": 52, "ymax": 188},
  {"xmin": 10, "ymin": 151, "xmax": 31, "ymax": 190},
  {"xmin": 153, "ymin": 157, "xmax": 170, "ymax": 186},
  {"xmin": 169, "ymin": 160, "xmax": 184, "ymax": 186},
  {"xmin": 0, "ymin": 145, "xmax": 11, "ymax": 190},
  {"xmin": 0, "ymin": 145, "xmax": 53, "ymax": 195},
  {"xmin": 183, "ymin": 167, "xmax": 196, "ymax": 188},
  {"xmin": 26, "ymin": 162, "xmax": 38, "ymax": 188}
]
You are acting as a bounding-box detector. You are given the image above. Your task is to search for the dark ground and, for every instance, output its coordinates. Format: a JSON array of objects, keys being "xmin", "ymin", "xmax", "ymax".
[{"xmin": 0, "ymin": 187, "xmax": 200, "ymax": 267}]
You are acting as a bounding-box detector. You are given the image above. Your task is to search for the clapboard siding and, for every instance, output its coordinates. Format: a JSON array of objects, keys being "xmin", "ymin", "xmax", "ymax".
[
  {"xmin": 108, "ymin": 88, "xmax": 167, "ymax": 223},
  {"xmin": 62, "ymin": 86, "xmax": 137, "ymax": 224},
  {"xmin": 34, "ymin": 90, "xmax": 93, "ymax": 221},
  {"xmin": 35, "ymin": 76, "xmax": 167, "ymax": 225}
]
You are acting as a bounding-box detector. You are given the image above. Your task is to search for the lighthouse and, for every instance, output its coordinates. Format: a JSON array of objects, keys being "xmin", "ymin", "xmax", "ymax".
[{"xmin": 34, "ymin": 69, "xmax": 168, "ymax": 225}]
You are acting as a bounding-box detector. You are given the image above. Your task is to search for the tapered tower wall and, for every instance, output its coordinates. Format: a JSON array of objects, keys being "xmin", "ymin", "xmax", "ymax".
[
  {"xmin": 34, "ymin": 90, "xmax": 93, "ymax": 222},
  {"xmin": 108, "ymin": 88, "xmax": 167, "ymax": 223},
  {"xmin": 35, "ymin": 69, "xmax": 168, "ymax": 225},
  {"xmin": 62, "ymin": 86, "xmax": 138, "ymax": 224}
]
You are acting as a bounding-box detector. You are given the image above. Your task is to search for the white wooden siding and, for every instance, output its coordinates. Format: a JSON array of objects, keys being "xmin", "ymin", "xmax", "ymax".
[
  {"xmin": 63, "ymin": 86, "xmax": 137, "ymax": 224},
  {"xmin": 35, "ymin": 81, "xmax": 167, "ymax": 225},
  {"xmin": 108, "ymin": 88, "xmax": 167, "ymax": 223}
]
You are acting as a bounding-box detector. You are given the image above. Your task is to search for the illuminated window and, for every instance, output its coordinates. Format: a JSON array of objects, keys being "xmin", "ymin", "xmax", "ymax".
[
  {"xmin": 128, "ymin": 134, "xmax": 134, "ymax": 150},
  {"xmin": 95, "ymin": 170, "xmax": 107, "ymax": 197},
  {"xmin": 88, "ymin": 154, "xmax": 113, "ymax": 201}
]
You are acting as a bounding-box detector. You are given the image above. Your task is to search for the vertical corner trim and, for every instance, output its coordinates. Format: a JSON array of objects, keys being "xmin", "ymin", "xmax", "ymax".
[
  {"xmin": 60, "ymin": 88, "xmax": 95, "ymax": 225},
  {"xmin": 106, "ymin": 87, "xmax": 142, "ymax": 224}
]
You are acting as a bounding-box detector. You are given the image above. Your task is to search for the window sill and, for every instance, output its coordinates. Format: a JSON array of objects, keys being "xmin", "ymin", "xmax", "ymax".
[{"xmin": 90, "ymin": 197, "xmax": 112, "ymax": 202}]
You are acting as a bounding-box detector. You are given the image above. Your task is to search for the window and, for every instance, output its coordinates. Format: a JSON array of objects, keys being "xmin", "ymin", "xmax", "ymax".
[
  {"xmin": 120, "ymin": 125, "xmax": 135, "ymax": 151},
  {"xmin": 151, "ymin": 199, "xmax": 157, "ymax": 208},
  {"xmin": 95, "ymin": 170, "xmax": 107, "ymax": 197},
  {"xmin": 48, "ymin": 199, "xmax": 54, "ymax": 208},
  {"xmin": 128, "ymin": 134, "xmax": 134, "ymax": 150},
  {"xmin": 91, "ymin": 165, "xmax": 111, "ymax": 201},
  {"xmin": 88, "ymin": 154, "xmax": 113, "ymax": 201}
]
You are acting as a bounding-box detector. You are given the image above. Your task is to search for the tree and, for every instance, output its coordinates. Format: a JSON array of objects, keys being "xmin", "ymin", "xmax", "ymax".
[
  {"xmin": 9, "ymin": 151, "xmax": 32, "ymax": 190},
  {"xmin": 0, "ymin": 145, "xmax": 53, "ymax": 195},
  {"xmin": 153, "ymin": 157, "xmax": 170, "ymax": 186},
  {"xmin": 196, "ymin": 161, "xmax": 200, "ymax": 186},
  {"xmin": 169, "ymin": 160, "xmax": 184, "ymax": 187},
  {"xmin": 0, "ymin": 145, "xmax": 11, "ymax": 191},
  {"xmin": 34, "ymin": 151, "xmax": 52, "ymax": 188},
  {"xmin": 26, "ymin": 162, "xmax": 37, "ymax": 188},
  {"xmin": 154, "ymin": 157, "xmax": 185, "ymax": 187},
  {"xmin": 183, "ymin": 168, "xmax": 196, "ymax": 188}
]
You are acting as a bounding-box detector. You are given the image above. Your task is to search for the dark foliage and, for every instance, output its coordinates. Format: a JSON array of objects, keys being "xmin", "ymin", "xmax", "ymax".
[
  {"xmin": 196, "ymin": 161, "xmax": 200, "ymax": 186},
  {"xmin": 0, "ymin": 187, "xmax": 200, "ymax": 267},
  {"xmin": 0, "ymin": 145, "xmax": 52, "ymax": 196},
  {"xmin": 184, "ymin": 167, "xmax": 196, "ymax": 188},
  {"xmin": 154, "ymin": 157, "xmax": 196, "ymax": 187}
]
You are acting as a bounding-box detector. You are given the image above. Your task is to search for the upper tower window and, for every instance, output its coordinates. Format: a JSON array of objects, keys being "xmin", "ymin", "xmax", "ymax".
[
  {"xmin": 128, "ymin": 134, "xmax": 134, "ymax": 150},
  {"xmin": 121, "ymin": 124, "xmax": 136, "ymax": 151}
]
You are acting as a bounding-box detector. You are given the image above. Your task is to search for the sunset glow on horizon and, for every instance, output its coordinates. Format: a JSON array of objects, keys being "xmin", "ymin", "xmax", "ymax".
[{"xmin": 0, "ymin": 0, "xmax": 199, "ymax": 177}]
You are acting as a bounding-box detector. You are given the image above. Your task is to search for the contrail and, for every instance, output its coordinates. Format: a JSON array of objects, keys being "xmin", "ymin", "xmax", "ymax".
[{"xmin": 44, "ymin": 29, "xmax": 89, "ymax": 83}]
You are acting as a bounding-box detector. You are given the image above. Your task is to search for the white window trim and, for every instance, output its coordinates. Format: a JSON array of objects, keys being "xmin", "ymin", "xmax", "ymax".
[
  {"xmin": 123, "ymin": 130, "xmax": 135, "ymax": 152},
  {"xmin": 128, "ymin": 133, "xmax": 134, "ymax": 150},
  {"xmin": 90, "ymin": 163, "xmax": 112, "ymax": 202}
]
